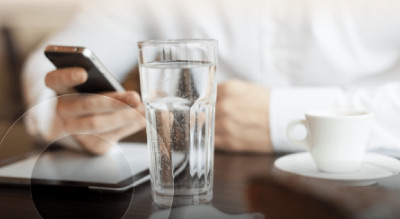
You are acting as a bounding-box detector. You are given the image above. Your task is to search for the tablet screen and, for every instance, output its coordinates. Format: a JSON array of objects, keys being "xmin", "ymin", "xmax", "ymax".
[
  {"xmin": 0, "ymin": 120, "xmax": 186, "ymax": 191},
  {"xmin": 0, "ymin": 142, "xmax": 150, "ymax": 189}
]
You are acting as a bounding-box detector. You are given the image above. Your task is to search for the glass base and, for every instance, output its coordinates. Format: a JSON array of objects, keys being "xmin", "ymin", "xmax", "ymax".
[{"xmin": 153, "ymin": 190, "xmax": 213, "ymax": 208}]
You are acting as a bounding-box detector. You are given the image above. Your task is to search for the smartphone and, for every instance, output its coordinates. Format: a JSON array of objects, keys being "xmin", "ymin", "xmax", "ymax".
[{"xmin": 44, "ymin": 45, "xmax": 125, "ymax": 93}]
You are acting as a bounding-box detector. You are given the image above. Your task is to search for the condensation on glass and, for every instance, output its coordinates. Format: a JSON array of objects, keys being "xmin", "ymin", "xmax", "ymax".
[{"xmin": 138, "ymin": 39, "xmax": 217, "ymax": 207}]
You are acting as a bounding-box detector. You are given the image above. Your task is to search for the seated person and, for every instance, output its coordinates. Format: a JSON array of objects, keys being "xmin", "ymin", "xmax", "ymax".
[{"xmin": 22, "ymin": 0, "xmax": 400, "ymax": 154}]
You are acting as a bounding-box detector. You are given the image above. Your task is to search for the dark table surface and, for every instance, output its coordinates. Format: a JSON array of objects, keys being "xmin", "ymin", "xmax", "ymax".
[{"xmin": 1, "ymin": 149, "xmax": 400, "ymax": 219}]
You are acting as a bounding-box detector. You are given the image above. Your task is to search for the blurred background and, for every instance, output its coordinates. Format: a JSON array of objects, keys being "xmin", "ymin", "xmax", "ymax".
[
  {"xmin": 0, "ymin": 0, "xmax": 83, "ymax": 137},
  {"xmin": 0, "ymin": 0, "xmax": 81, "ymax": 123}
]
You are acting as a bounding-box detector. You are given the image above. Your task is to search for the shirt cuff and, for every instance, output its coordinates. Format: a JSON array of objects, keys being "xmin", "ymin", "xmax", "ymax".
[{"xmin": 269, "ymin": 87, "xmax": 344, "ymax": 153}]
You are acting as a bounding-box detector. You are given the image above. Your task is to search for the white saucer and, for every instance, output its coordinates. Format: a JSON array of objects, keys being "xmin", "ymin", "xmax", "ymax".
[{"xmin": 274, "ymin": 152, "xmax": 400, "ymax": 186}]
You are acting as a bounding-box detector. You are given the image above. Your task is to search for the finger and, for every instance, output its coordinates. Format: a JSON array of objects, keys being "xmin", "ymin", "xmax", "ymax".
[
  {"xmin": 74, "ymin": 119, "xmax": 146, "ymax": 155},
  {"xmin": 215, "ymin": 99, "xmax": 228, "ymax": 123},
  {"xmin": 57, "ymin": 91, "xmax": 143, "ymax": 118},
  {"xmin": 214, "ymin": 118, "xmax": 230, "ymax": 136},
  {"xmin": 74, "ymin": 134, "xmax": 115, "ymax": 155},
  {"xmin": 158, "ymin": 110, "xmax": 173, "ymax": 160},
  {"xmin": 45, "ymin": 67, "xmax": 88, "ymax": 94},
  {"xmin": 63, "ymin": 108, "xmax": 144, "ymax": 134},
  {"xmin": 101, "ymin": 91, "xmax": 143, "ymax": 107},
  {"xmin": 214, "ymin": 134, "xmax": 228, "ymax": 151},
  {"xmin": 146, "ymin": 109, "xmax": 173, "ymax": 160},
  {"xmin": 101, "ymin": 118, "xmax": 146, "ymax": 143}
]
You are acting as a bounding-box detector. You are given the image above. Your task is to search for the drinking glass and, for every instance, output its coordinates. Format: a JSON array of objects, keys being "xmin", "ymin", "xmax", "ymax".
[{"xmin": 138, "ymin": 39, "xmax": 217, "ymax": 207}]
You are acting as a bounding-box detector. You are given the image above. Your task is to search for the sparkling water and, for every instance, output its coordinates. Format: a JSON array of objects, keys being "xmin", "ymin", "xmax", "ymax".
[{"xmin": 140, "ymin": 61, "xmax": 216, "ymax": 206}]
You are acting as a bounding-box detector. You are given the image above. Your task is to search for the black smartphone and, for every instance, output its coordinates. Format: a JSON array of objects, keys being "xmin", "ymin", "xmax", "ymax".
[{"xmin": 44, "ymin": 45, "xmax": 125, "ymax": 93}]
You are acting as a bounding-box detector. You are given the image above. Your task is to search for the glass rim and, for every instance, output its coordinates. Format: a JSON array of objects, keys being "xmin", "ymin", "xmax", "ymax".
[{"xmin": 138, "ymin": 39, "xmax": 217, "ymax": 47}]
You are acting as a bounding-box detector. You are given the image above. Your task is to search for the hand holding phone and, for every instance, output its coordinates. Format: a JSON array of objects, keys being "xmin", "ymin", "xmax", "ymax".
[
  {"xmin": 43, "ymin": 45, "xmax": 145, "ymax": 155},
  {"xmin": 45, "ymin": 45, "xmax": 124, "ymax": 93}
]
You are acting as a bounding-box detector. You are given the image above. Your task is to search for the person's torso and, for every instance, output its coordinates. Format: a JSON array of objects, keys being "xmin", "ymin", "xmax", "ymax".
[{"xmin": 99, "ymin": 0, "xmax": 400, "ymax": 88}]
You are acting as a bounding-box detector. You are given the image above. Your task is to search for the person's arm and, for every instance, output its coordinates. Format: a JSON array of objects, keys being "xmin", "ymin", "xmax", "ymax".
[
  {"xmin": 22, "ymin": 2, "xmax": 144, "ymax": 153},
  {"xmin": 214, "ymin": 80, "xmax": 272, "ymax": 153},
  {"xmin": 270, "ymin": 82, "xmax": 400, "ymax": 152},
  {"xmin": 214, "ymin": 79, "xmax": 400, "ymax": 154}
]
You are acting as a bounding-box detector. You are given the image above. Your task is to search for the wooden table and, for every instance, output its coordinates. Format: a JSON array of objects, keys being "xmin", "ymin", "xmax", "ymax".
[{"xmin": 1, "ymin": 150, "xmax": 400, "ymax": 219}]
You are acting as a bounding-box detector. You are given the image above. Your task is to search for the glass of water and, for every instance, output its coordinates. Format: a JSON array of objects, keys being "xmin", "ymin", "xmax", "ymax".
[{"xmin": 138, "ymin": 39, "xmax": 217, "ymax": 207}]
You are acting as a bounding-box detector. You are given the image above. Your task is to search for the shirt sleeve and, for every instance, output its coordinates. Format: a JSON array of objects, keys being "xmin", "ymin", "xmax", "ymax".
[
  {"xmin": 21, "ymin": 2, "xmax": 142, "ymax": 145},
  {"xmin": 270, "ymin": 83, "xmax": 400, "ymax": 152}
]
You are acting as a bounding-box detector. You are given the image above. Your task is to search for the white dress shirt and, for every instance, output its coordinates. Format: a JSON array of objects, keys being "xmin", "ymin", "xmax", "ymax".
[{"xmin": 22, "ymin": 0, "xmax": 400, "ymax": 152}]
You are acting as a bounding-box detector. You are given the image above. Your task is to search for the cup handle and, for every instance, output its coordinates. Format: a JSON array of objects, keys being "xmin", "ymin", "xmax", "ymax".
[{"xmin": 287, "ymin": 119, "xmax": 309, "ymax": 148}]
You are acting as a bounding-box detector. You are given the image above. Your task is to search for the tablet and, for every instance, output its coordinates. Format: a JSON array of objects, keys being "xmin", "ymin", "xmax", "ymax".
[
  {"xmin": 0, "ymin": 142, "xmax": 187, "ymax": 192},
  {"xmin": 0, "ymin": 142, "xmax": 149, "ymax": 192},
  {"xmin": 0, "ymin": 121, "xmax": 186, "ymax": 193}
]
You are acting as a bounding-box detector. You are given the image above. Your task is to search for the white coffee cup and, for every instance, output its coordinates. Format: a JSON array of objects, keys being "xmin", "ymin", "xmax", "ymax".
[{"xmin": 287, "ymin": 110, "xmax": 373, "ymax": 173}]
